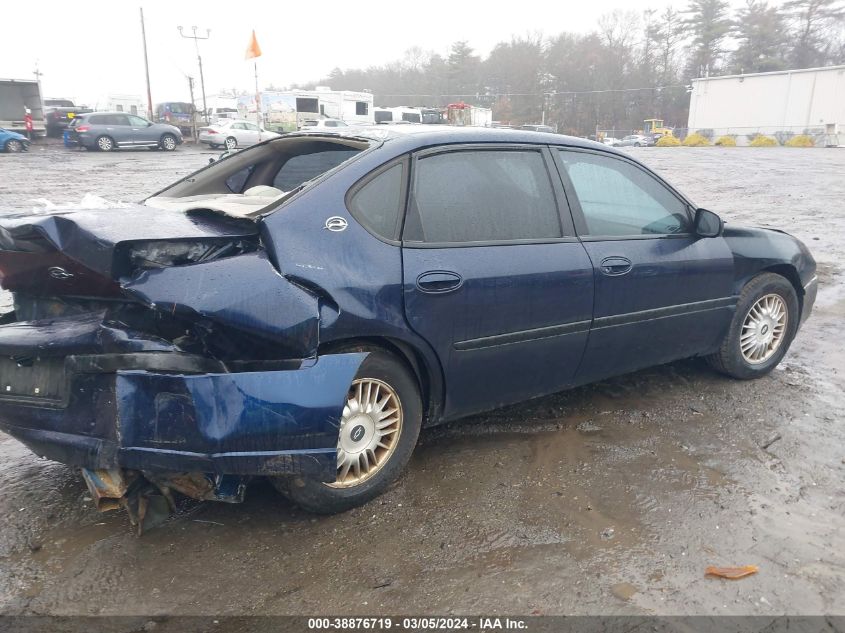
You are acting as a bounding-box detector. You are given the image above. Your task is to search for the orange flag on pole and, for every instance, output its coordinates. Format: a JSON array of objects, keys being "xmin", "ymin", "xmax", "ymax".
[{"xmin": 245, "ymin": 30, "xmax": 262, "ymax": 60}]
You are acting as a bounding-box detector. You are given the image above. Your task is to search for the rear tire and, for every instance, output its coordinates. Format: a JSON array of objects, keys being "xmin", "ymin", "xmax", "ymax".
[
  {"xmin": 706, "ymin": 273, "xmax": 799, "ymax": 379},
  {"xmin": 96, "ymin": 135, "xmax": 115, "ymax": 152},
  {"xmin": 272, "ymin": 350, "xmax": 422, "ymax": 514},
  {"xmin": 224, "ymin": 136, "xmax": 237, "ymax": 150}
]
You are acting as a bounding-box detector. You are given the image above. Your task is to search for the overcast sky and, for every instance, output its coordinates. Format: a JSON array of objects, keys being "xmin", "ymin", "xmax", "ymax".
[{"xmin": 5, "ymin": 0, "xmax": 751, "ymax": 108}]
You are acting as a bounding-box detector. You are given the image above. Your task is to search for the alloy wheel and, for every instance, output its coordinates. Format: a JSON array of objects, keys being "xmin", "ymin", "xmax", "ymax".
[
  {"xmin": 328, "ymin": 378, "xmax": 403, "ymax": 488},
  {"xmin": 225, "ymin": 137, "xmax": 237, "ymax": 150},
  {"xmin": 740, "ymin": 293, "xmax": 788, "ymax": 364},
  {"xmin": 6, "ymin": 140, "xmax": 23, "ymax": 153},
  {"xmin": 162, "ymin": 135, "xmax": 176, "ymax": 150},
  {"xmin": 97, "ymin": 136, "xmax": 114, "ymax": 151}
]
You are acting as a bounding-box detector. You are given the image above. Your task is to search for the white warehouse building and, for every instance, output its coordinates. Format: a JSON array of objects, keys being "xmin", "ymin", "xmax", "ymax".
[{"xmin": 687, "ymin": 65, "xmax": 845, "ymax": 146}]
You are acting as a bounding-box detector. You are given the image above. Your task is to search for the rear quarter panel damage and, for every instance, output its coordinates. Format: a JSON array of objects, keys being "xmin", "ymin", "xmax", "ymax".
[{"xmin": 122, "ymin": 251, "xmax": 321, "ymax": 358}]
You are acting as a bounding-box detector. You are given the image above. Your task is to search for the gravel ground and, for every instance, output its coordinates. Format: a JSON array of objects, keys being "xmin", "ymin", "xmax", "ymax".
[{"xmin": 0, "ymin": 142, "xmax": 843, "ymax": 617}]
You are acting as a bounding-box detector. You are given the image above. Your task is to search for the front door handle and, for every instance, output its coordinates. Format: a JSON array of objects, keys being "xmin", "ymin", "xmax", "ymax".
[
  {"xmin": 416, "ymin": 271, "xmax": 463, "ymax": 294},
  {"xmin": 599, "ymin": 256, "xmax": 633, "ymax": 276}
]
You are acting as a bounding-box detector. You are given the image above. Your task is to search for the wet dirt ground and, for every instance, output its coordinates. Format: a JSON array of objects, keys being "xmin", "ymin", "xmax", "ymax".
[{"xmin": 0, "ymin": 142, "xmax": 843, "ymax": 617}]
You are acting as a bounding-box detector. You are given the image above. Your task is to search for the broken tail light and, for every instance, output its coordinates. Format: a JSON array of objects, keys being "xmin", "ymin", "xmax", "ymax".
[{"xmin": 122, "ymin": 238, "xmax": 259, "ymax": 273}]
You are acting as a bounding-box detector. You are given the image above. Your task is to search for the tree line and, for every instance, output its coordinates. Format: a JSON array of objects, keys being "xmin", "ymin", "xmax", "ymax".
[{"xmin": 292, "ymin": 0, "xmax": 844, "ymax": 135}]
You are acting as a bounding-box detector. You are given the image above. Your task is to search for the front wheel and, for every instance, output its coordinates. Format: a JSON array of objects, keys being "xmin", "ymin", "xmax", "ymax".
[
  {"xmin": 4, "ymin": 139, "xmax": 23, "ymax": 153},
  {"xmin": 273, "ymin": 350, "xmax": 422, "ymax": 514},
  {"xmin": 706, "ymin": 273, "xmax": 799, "ymax": 379},
  {"xmin": 160, "ymin": 134, "xmax": 178, "ymax": 151},
  {"xmin": 224, "ymin": 136, "xmax": 237, "ymax": 150}
]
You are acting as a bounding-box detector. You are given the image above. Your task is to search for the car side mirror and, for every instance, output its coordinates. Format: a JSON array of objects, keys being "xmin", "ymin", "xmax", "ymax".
[{"xmin": 694, "ymin": 208, "xmax": 723, "ymax": 237}]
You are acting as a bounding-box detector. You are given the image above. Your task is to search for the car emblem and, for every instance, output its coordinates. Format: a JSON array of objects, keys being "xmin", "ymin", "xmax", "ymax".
[
  {"xmin": 47, "ymin": 266, "xmax": 74, "ymax": 280},
  {"xmin": 350, "ymin": 425, "xmax": 366, "ymax": 442},
  {"xmin": 325, "ymin": 216, "xmax": 348, "ymax": 232}
]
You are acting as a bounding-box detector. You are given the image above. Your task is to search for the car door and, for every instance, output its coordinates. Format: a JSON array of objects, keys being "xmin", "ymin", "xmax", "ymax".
[
  {"xmin": 109, "ymin": 114, "xmax": 134, "ymax": 147},
  {"xmin": 401, "ymin": 145, "xmax": 594, "ymax": 420},
  {"xmin": 127, "ymin": 114, "xmax": 157, "ymax": 146},
  {"xmin": 241, "ymin": 122, "xmax": 261, "ymax": 145},
  {"xmin": 553, "ymin": 147, "xmax": 735, "ymax": 384}
]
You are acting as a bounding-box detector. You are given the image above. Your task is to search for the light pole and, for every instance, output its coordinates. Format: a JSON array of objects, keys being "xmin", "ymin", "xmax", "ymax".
[{"xmin": 178, "ymin": 25, "xmax": 210, "ymax": 123}]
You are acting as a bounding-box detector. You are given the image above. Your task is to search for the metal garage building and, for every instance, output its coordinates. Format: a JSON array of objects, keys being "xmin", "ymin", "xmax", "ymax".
[{"xmin": 687, "ymin": 65, "xmax": 845, "ymax": 146}]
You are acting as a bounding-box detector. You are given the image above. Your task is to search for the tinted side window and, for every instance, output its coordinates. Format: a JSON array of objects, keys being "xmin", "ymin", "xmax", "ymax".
[
  {"xmin": 88, "ymin": 115, "xmax": 108, "ymax": 125},
  {"xmin": 558, "ymin": 151, "xmax": 690, "ymax": 236},
  {"xmin": 225, "ymin": 165, "xmax": 254, "ymax": 193},
  {"xmin": 348, "ymin": 163, "xmax": 404, "ymax": 240},
  {"xmin": 356, "ymin": 102, "xmax": 368, "ymax": 116},
  {"xmin": 407, "ymin": 150, "xmax": 561, "ymax": 243}
]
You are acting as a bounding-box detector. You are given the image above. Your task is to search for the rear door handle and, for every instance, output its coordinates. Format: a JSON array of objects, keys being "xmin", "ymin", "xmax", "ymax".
[
  {"xmin": 599, "ymin": 256, "xmax": 633, "ymax": 276},
  {"xmin": 416, "ymin": 271, "xmax": 463, "ymax": 294}
]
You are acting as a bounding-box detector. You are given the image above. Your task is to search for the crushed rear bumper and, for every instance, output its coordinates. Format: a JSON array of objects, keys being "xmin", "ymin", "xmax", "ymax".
[{"xmin": 0, "ymin": 315, "xmax": 364, "ymax": 483}]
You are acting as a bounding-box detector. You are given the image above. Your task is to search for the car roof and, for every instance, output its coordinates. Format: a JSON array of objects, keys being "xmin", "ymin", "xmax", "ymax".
[{"xmin": 288, "ymin": 124, "xmax": 613, "ymax": 152}]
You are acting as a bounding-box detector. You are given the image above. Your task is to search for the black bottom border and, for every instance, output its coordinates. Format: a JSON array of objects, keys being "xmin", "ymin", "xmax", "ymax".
[{"xmin": 0, "ymin": 616, "xmax": 842, "ymax": 633}]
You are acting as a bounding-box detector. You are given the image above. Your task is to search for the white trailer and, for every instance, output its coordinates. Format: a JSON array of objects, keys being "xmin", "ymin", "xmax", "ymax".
[
  {"xmin": 311, "ymin": 87, "xmax": 374, "ymax": 125},
  {"xmin": 0, "ymin": 79, "xmax": 45, "ymax": 135},
  {"xmin": 373, "ymin": 106, "xmax": 424, "ymax": 124},
  {"xmin": 93, "ymin": 94, "xmax": 146, "ymax": 117},
  {"xmin": 688, "ymin": 65, "xmax": 845, "ymax": 145}
]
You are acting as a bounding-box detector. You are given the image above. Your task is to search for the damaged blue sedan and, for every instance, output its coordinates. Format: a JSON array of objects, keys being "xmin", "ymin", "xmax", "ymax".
[{"xmin": 0, "ymin": 127, "xmax": 817, "ymax": 527}]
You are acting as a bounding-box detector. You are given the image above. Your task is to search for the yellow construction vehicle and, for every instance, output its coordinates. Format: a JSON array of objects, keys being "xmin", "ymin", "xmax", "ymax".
[{"xmin": 643, "ymin": 118, "xmax": 674, "ymax": 138}]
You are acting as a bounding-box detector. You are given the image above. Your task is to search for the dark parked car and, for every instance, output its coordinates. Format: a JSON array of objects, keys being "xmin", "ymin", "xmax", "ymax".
[
  {"xmin": 43, "ymin": 99, "xmax": 93, "ymax": 137},
  {"xmin": 69, "ymin": 112, "xmax": 183, "ymax": 151},
  {"xmin": 0, "ymin": 127, "xmax": 817, "ymax": 526}
]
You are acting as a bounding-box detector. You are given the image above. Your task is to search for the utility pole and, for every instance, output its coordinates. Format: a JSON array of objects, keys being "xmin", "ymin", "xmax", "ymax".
[
  {"xmin": 187, "ymin": 76, "xmax": 198, "ymax": 142},
  {"xmin": 140, "ymin": 8, "xmax": 153, "ymax": 120},
  {"xmin": 178, "ymin": 25, "xmax": 210, "ymax": 124}
]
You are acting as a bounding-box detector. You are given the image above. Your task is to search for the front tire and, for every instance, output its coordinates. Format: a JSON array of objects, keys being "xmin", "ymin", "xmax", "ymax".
[
  {"xmin": 224, "ymin": 136, "xmax": 237, "ymax": 150},
  {"xmin": 4, "ymin": 139, "xmax": 23, "ymax": 153},
  {"xmin": 273, "ymin": 350, "xmax": 422, "ymax": 514},
  {"xmin": 160, "ymin": 134, "xmax": 178, "ymax": 151},
  {"xmin": 706, "ymin": 273, "xmax": 799, "ymax": 379}
]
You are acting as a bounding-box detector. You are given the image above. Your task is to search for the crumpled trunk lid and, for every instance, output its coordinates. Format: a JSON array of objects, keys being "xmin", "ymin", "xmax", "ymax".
[{"xmin": 0, "ymin": 206, "xmax": 322, "ymax": 360}]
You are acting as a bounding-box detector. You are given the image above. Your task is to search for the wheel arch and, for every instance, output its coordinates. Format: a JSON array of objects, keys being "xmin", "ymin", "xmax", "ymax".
[
  {"xmin": 318, "ymin": 336, "xmax": 444, "ymax": 427},
  {"xmin": 748, "ymin": 265, "xmax": 805, "ymax": 317}
]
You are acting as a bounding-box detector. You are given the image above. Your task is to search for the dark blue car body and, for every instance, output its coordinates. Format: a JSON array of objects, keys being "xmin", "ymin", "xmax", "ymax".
[{"xmin": 0, "ymin": 127, "xmax": 817, "ymax": 512}]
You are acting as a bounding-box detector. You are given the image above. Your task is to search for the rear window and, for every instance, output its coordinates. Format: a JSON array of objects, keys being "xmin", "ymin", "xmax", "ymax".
[
  {"xmin": 296, "ymin": 98, "xmax": 319, "ymax": 114},
  {"xmin": 272, "ymin": 146, "xmax": 361, "ymax": 191}
]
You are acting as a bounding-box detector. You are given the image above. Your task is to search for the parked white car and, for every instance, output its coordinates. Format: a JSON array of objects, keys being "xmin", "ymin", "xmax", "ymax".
[
  {"xmin": 299, "ymin": 118, "xmax": 348, "ymax": 130},
  {"xmin": 198, "ymin": 119, "xmax": 280, "ymax": 150}
]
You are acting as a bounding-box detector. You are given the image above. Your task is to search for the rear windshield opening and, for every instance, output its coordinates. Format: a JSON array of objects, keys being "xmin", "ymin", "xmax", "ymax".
[{"xmin": 145, "ymin": 135, "xmax": 372, "ymax": 217}]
